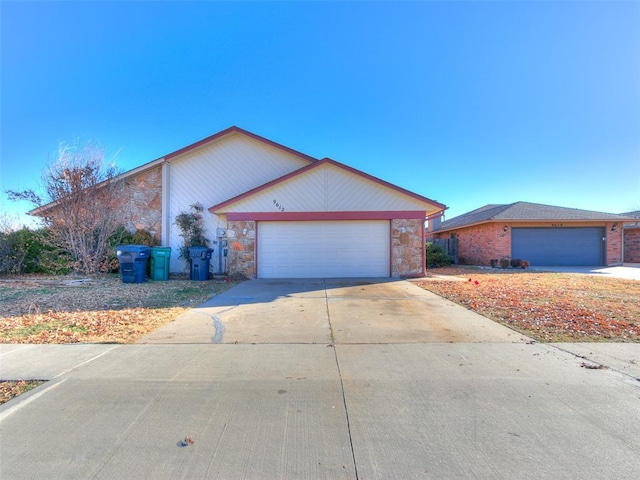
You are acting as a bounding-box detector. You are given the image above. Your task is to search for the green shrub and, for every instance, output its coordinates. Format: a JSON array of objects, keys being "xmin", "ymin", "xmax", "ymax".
[
  {"xmin": 175, "ymin": 203, "xmax": 209, "ymax": 268},
  {"xmin": 426, "ymin": 243, "xmax": 453, "ymax": 268},
  {"xmin": 0, "ymin": 227, "xmax": 73, "ymax": 275},
  {"xmin": 132, "ymin": 229, "xmax": 158, "ymax": 246}
]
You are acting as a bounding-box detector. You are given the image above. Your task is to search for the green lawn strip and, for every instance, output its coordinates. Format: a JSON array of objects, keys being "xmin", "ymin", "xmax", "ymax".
[{"xmin": 0, "ymin": 321, "xmax": 88, "ymax": 340}]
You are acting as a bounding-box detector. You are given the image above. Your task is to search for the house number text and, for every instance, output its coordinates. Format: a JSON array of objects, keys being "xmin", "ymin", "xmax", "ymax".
[
  {"xmin": 273, "ymin": 199, "xmax": 285, "ymax": 212},
  {"xmin": 551, "ymin": 223, "xmax": 564, "ymax": 227}
]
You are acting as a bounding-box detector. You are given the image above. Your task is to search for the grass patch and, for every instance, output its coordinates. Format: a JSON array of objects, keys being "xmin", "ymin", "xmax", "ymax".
[{"xmin": 3, "ymin": 321, "xmax": 88, "ymax": 339}]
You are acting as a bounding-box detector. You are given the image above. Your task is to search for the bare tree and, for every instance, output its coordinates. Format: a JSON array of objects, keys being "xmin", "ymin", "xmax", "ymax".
[{"xmin": 7, "ymin": 142, "xmax": 127, "ymax": 275}]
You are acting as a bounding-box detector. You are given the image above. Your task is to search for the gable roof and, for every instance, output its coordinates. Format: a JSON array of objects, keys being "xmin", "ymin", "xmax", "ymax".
[
  {"xmin": 162, "ymin": 126, "xmax": 318, "ymax": 163},
  {"xmin": 29, "ymin": 126, "xmax": 317, "ymax": 216},
  {"xmin": 209, "ymin": 157, "xmax": 446, "ymax": 215},
  {"xmin": 434, "ymin": 201, "xmax": 637, "ymax": 232},
  {"xmin": 113, "ymin": 126, "xmax": 318, "ymax": 182}
]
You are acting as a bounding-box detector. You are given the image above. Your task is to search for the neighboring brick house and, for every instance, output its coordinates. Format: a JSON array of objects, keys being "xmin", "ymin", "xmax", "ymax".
[
  {"xmin": 622, "ymin": 211, "xmax": 640, "ymax": 263},
  {"xmin": 40, "ymin": 126, "xmax": 445, "ymax": 278},
  {"xmin": 427, "ymin": 202, "xmax": 636, "ymax": 267}
]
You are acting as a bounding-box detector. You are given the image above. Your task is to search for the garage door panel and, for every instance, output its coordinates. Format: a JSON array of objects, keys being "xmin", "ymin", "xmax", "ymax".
[
  {"xmin": 258, "ymin": 221, "xmax": 390, "ymax": 278},
  {"xmin": 512, "ymin": 228, "xmax": 604, "ymax": 266}
]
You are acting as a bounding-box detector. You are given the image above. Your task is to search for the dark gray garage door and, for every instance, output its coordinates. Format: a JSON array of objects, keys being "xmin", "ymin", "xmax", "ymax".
[{"xmin": 511, "ymin": 228, "xmax": 604, "ymax": 266}]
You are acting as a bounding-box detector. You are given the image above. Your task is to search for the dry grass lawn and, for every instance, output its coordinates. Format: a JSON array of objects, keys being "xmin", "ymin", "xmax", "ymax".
[
  {"xmin": 417, "ymin": 266, "xmax": 640, "ymax": 342},
  {"xmin": 0, "ymin": 274, "xmax": 236, "ymax": 344}
]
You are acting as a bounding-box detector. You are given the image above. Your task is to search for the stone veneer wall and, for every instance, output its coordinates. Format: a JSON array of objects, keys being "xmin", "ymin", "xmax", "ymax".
[
  {"xmin": 391, "ymin": 218, "xmax": 425, "ymax": 277},
  {"xmin": 121, "ymin": 166, "xmax": 163, "ymax": 241},
  {"xmin": 227, "ymin": 220, "xmax": 256, "ymax": 278},
  {"xmin": 226, "ymin": 218, "xmax": 428, "ymax": 278}
]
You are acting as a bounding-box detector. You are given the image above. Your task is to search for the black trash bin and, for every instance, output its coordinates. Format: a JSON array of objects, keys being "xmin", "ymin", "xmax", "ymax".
[
  {"xmin": 116, "ymin": 245, "xmax": 151, "ymax": 283},
  {"xmin": 189, "ymin": 246, "xmax": 213, "ymax": 281}
]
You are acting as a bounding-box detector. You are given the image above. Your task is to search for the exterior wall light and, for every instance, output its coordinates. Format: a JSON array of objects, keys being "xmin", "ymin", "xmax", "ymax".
[
  {"xmin": 503, "ymin": 225, "xmax": 509, "ymax": 233},
  {"xmin": 611, "ymin": 223, "xmax": 617, "ymax": 232}
]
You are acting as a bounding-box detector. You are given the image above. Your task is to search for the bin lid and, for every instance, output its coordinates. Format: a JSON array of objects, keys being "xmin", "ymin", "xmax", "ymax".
[
  {"xmin": 150, "ymin": 247, "xmax": 171, "ymax": 257},
  {"xmin": 116, "ymin": 245, "xmax": 151, "ymax": 257},
  {"xmin": 117, "ymin": 244, "xmax": 151, "ymax": 252},
  {"xmin": 188, "ymin": 246, "xmax": 213, "ymax": 258}
]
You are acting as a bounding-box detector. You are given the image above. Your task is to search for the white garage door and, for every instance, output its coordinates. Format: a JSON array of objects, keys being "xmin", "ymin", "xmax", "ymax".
[{"xmin": 258, "ymin": 220, "xmax": 390, "ymax": 278}]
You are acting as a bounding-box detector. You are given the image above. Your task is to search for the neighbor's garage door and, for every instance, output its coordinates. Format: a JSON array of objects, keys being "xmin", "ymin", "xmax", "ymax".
[
  {"xmin": 258, "ymin": 221, "xmax": 390, "ymax": 278},
  {"xmin": 511, "ymin": 227, "xmax": 604, "ymax": 266}
]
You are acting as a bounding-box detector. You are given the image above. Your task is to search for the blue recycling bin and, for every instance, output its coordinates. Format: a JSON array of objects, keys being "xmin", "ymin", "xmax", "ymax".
[
  {"xmin": 189, "ymin": 246, "xmax": 213, "ymax": 281},
  {"xmin": 116, "ymin": 245, "xmax": 151, "ymax": 283}
]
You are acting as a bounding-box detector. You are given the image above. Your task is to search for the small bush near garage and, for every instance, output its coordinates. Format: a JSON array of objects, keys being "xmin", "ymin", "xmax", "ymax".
[{"xmin": 426, "ymin": 242, "xmax": 453, "ymax": 268}]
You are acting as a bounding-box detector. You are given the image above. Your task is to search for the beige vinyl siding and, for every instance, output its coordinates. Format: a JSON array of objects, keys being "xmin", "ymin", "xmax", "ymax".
[
  {"xmin": 166, "ymin": 133, "xmax": 311, "ymax": 272},
  {"xmin": 225, "ymin": 163, "xmax": 431, "ymax": 213}
]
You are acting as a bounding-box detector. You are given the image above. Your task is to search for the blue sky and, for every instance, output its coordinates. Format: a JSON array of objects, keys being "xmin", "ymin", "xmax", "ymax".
[{"xmin": 1, "ymin": 1, "xmax": 639, "ymax": 228}]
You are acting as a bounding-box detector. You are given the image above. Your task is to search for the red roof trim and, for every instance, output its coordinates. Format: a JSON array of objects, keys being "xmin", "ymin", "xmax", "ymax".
[
  {"xmin": 209, "ymin": 158, "xmax": 446, "ymax": 213},
  {"xmin": 227, "ymin": 211, "xmax": 426, "ymax": 221},
  {"xmin": 163, "ymin": 126, "xmax": 318, "ymax": 163}
]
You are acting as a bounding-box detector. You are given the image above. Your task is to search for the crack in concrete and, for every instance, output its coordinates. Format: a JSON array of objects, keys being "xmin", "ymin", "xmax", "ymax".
[
  {"xmin": 211, "ymin": 314, "xmax": 225, "ymax": 344},
  {"xmin": 325, "ymin": 279, "xmax": 360, "ymax": 479}
]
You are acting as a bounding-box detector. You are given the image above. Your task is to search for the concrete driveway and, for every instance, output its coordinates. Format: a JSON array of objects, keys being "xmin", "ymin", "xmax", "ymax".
[
  {"xmin": 530, "ymin": 263, "xmax": 640, "ymax": 280},
  {"xmin": 2, "ymin": 279, "xmax": 640, "ymax": 479},
  {"xmin": 139, "ymin": 279, "xmax": 529, "ymax": 344}
]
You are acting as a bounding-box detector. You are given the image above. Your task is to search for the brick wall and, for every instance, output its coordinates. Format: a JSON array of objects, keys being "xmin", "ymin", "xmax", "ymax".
[
  {"xmin": 391, "ymin": 218, "xmax": 424, "ymax": 277},
  {"xmin": 432, "ymin": 223, "xmax": 510, "ymax": 266},
  {"xmin": 227, "ymin": 220, "xmax": 256, "ymax": 278},
  {"xmin": 623, "ymin": 227, "xmax": 640, "ymax": 263},
  {"xmin": 121, "ymin": 166, "xmax": 163, "ymax": 241},
  {"xmin": 605, "ymin": 223, "xmax": 624, "ymax": 265},
  {"xmin": 432, "ymin": 222, "xmax": 626, "ymax": 266}
]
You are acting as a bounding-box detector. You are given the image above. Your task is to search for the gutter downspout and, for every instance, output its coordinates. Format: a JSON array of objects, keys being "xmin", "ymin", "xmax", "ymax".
[{"xmin": 161, "ymin": 161, "xmax": 170, "ymax": 247}]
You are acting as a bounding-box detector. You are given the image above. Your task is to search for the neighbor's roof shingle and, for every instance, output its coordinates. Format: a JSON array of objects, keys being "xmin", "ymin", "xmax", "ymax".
[{"xmin": 434, "ymin": 201, "xmax": 636, "ymax": 231}]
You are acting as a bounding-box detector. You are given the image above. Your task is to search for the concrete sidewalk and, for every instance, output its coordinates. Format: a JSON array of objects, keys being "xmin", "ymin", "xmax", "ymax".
[{"xmin": 1, "ymin": 343, "xmax": 639, "ymax": 479}]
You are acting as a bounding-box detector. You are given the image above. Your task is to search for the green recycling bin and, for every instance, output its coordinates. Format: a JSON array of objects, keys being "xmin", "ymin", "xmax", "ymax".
[{"xmin": 150, "ymin": 247, "xmax": 171, "ymax": 281}]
